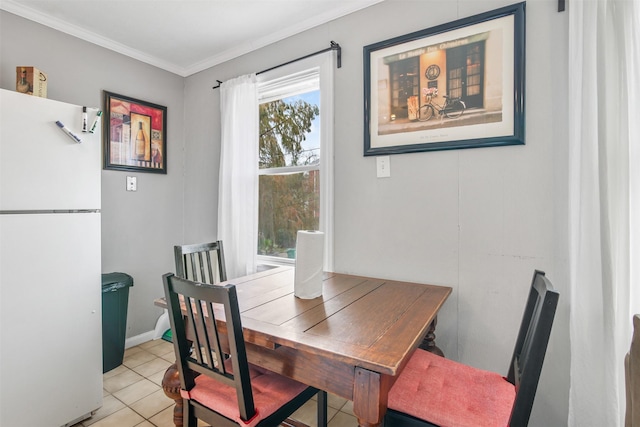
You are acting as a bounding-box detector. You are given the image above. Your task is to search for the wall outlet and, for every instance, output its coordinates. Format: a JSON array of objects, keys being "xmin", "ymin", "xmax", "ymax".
[
  {"xmin": 126, "ymin": 176, "xmax": 137, "ymax": 191},
  {"xmin": 376, "ymin": 156, "xmax": 391, "ymax": 178}
]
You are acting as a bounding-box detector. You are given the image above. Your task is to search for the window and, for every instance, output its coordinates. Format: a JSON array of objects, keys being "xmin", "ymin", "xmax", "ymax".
[{"xmin": 256, "ymin": 54, "xmax": 334, "ymax": 270}]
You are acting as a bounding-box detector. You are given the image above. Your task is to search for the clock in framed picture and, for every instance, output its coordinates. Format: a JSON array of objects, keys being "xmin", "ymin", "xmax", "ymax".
[{"xmin": 425, "ymin": 64, "xmax": 440, "ymax": 80}]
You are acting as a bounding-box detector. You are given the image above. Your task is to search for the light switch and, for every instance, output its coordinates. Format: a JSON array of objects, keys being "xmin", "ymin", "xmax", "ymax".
[
  {"xmin": 376, "ymin": 156, "xmax": 391, "ymax": 178},
  {"xmin": 126, "ymin": 176, "xmax": 137, "ymax": 191}
]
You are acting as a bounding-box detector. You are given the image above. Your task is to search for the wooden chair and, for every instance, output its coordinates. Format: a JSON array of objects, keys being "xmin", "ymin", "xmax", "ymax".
[
  {"xmin": 175, "ymin": 240, "xmax": 227, "ymax": 284},
  {"xmin": 385, "ymin": 270, "xmax": 559, "ymax": 427},
  {"xmin": 155, "ymin": 241, "xmax": 229, "ymax": 340},
  {"xmin": 626, "ymin": 314, "xmax": 639, "ymax": 427},
  {"xmin": 163, "ymin": 273, "xmax": 327, "ymax": 427}
]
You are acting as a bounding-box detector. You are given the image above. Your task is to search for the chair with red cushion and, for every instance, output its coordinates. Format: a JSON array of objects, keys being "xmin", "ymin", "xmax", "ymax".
[
  {"xmin": 385, "ymin": 270, "xmax": 559, "ymax": 427},
  {"xmin": 162, "ymin": 273, "xmax": 327, "ymax": 427},
  {"xmin": 175, "ymin": 240, "xmax": 227, "ymax": 284}
]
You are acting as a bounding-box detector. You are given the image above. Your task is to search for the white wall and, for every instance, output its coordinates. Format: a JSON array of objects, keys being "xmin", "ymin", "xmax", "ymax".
[
  {"xmin": 1, "ymin": 1, "xmax": 570, "ymax": 425},
  {"xmin": 183, "ymin": 1, "xmax": 570, "ymax": 425},
  {"xmin": 0, "ymin": 11, "xmax": 185, "ymax": 339}
]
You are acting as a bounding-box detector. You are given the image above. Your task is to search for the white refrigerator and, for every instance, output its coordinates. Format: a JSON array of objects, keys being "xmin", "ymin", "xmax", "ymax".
[{"xmin": 0, "ymin": 89, "xmax": 103, "ymax": 426}]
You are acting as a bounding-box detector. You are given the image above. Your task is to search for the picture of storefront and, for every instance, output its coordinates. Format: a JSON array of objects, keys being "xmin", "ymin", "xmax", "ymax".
[
  {"xmin": 364, "ymin": 4, "xmax": 523, "ymax": 155},
  {"xmin": 376, "ymin": 28, "xmax": 505, "ymax": 133}
]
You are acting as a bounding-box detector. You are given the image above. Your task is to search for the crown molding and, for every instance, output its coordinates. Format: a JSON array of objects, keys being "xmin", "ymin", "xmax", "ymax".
[{"xmin": 1, "ymin": 0, "xmax": 383, "ymax": 77}]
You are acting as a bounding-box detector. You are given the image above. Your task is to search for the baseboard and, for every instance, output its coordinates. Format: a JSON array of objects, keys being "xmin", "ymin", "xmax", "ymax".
[{"xmin": 124, "ymin": 330, "xmax": 156, "ymax": 349}]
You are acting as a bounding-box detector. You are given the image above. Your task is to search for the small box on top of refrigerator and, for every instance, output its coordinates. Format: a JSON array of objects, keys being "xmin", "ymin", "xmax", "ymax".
[{"xmin": 16, "ymin": 66, "xmax": 47, "ymax": 98}]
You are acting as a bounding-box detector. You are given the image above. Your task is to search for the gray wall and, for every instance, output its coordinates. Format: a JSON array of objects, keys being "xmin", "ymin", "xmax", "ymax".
[
  {"xmin": 183, "ymin": 1, "xmax": 570, "ymax": 425},
  {"xmin": 1, "ymin": 1, "xmax": 570, "ymax": 425},
  {"xmin": 0, "ymin": 11, "xmax": 185, "ymax": 340}
]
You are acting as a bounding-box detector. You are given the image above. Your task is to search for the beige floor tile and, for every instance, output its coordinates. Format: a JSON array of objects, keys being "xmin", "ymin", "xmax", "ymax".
[
  {"xmin": 160, "ymin": 350, "xmax": 176, "ymax": 363},
  {"xmin": 145, "ymin": 340, "xmax": 174, "ymax": 356},
  {"xmin": 104, "ymin": 363, "xmax": 129, "ymax": 379},
  {"xmin": 129, "ymin": 389, "xmax": 173, "ymax": 419},
  {"xmin": 89, "ymin": 407, "xmax": 144, "ymax": 427},
  {"xmin": 147, "ymin": 369, "xmax": 168, "ymax": 386},
  {"xmin": 290, "ymin": 399, "xmax": 339, "ymax": 427},
  {"xmin": 139, "ymin": 339, "xmax": 165, "ymax": 350},
  {"xmin": 147, "ymin": 406, "xmax": 176, "ymax": 427},
  {"xmin": 132, "ymin": 357, "xmax": 172, "ymax": 378},
  {"xmin": 161, "ymin": 351, "xmax": 177, "ymax": 363},
  {"xmin": 103, "ymin": 369, "xmax": 144, "ymax": 393},
  {"xmin": 326, "ymin": 393, "xmax": 348, "ymax": 410},
  {"xmin": 124, "ymin": 350, "xmax": 158, "ymax": 369},
  {"xmin": 340, "ymin": 400, "xmax": 354, "ymax": 416},
  {"xmin": 124, "ymin": 346, "xmax": 145, "ymax": 358},
  {"xmin": 327, "ymin": 410, "xmax": 358, "ymax": 427},
  {"xmin": 113, "ymin": 378, "xmax": 161, "ymax": 406},
  {"xmin": 146, "ymin": 405, "xmax": 211, "ymax": 427},
  {"xmin": 134, "ymin": 421, "xmax": 155, "ymax": 427},
  {"xmin": 84, "ymin": 394, "xmax": 127, "ymax": 426}
]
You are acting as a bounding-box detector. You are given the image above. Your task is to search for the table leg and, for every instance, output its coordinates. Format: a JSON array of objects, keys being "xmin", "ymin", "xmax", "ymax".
[
  {"xmin": 419, "ymin": 316, "xmax": 444, "ymax": 357},
  {"xmin": 353, "ymin": 367, "xmax": 391, "ymax": 427},
  {"xmin": 161, "ymin": 363, "xmax": 183, "ymax": 427}
]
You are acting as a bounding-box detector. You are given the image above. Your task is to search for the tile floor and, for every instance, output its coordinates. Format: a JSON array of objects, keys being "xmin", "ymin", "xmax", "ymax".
[{"xmin": 72, "ymin": 339, "xmax": 359, "ymax": 427}]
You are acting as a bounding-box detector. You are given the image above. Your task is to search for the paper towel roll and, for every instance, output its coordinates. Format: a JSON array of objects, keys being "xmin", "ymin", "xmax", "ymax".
[{"xmin": 294, "ymin": 230, "xmax": 324, "ymax": 299}]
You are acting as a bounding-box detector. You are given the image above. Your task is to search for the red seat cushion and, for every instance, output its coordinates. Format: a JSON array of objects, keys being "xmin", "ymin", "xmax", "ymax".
[
  {"xmin": 182, "ymin": 362, "xmax": 309, "ymax": 427},
  {"xmin": 388, "ymin": 349, "xmax": 516, "ymax": 427}
]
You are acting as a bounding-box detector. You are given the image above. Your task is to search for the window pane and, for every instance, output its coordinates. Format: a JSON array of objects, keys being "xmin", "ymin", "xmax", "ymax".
[
  {"xmin": 258, "ymin": 171, "xmax": 319, "ymax": 259},
  {"xmin": 259, "ymin": 90, "xmax": 320, "ymax": 169}
]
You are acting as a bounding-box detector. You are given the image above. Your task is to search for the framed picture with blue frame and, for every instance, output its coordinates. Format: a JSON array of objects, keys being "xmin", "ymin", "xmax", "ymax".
[{"xmin": 363, "ymin": 2, "xmax": 525, "ymax": 155}]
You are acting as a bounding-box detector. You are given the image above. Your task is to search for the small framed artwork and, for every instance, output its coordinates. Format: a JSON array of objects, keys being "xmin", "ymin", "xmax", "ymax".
[
  {"xmin": 364, "ymin": 2, "xmax": 525, "ymax": 155},
  {"xmin": 103, "ymin": 91, "xmax": 167, "ymax": 173}
]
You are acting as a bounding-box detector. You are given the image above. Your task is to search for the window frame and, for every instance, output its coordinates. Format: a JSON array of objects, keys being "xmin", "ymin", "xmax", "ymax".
[{"xmin": 255, "ymin": 52, "xmax": 334, "ymax": 272}]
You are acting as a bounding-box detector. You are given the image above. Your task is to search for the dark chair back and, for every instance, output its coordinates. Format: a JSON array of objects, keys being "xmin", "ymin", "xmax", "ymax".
[
  {"xmin": 507, "ymin": 270, "xmax": 559, "ymax": 426},
  {"xmin": 174, "ymin": 241, "xmax": 227, "ymax": 284},
  {"xmin": 163, "ymin": 273, "xmax": 256, "ymax": 422}
]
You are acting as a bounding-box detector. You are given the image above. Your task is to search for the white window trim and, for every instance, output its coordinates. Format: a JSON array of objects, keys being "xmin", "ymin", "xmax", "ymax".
[{"xmin": 256, "ymin": 52, "xmax": 334, "ymax": 272}]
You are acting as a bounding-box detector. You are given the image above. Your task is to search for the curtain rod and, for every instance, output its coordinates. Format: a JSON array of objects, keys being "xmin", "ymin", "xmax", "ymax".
[{"xmin": 212, "ymin": 41, "xmax": 341, "ymax": 89}]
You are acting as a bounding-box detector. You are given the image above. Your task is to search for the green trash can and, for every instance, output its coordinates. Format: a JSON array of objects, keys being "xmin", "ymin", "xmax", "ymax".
[{"xmin": 101, "ymin": 272, "xmax": 133, "ymax": 373}]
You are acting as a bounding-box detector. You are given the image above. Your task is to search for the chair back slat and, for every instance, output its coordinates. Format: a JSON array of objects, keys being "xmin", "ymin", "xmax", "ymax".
[
  {"xmin": 203, "ymin": 303, "xmax": 227, "ymax": 374},
  {"xmin": 507, "ymin": 270, "xmax": 559, "ymax": 426},
  {"xmin": 162, "ymin": 273, "xmax": 256, "ymax": 422},
  {"xmin": 183, "ymin": 295, "xmax": 203, "ymax": 366}
]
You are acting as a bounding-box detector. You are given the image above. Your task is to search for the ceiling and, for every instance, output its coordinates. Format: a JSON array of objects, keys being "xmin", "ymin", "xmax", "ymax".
[{"xmin": 1, "ymin": 0, "xmax": 383, "ymax": 77}]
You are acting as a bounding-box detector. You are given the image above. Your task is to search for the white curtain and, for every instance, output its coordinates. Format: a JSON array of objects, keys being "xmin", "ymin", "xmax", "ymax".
[
  {"xmin": 568, "ymin": 0, "xmax": 640, "ymax": 426},
  {"xmin": 217, "ymin": 74, "xmax": 259, "ymax": 279}
]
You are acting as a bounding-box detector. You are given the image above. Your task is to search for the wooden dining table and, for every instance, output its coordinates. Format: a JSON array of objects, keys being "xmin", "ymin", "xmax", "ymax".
[{"xmin": 155, "ymin": 266, "xmax": 452, "ymax": 427}]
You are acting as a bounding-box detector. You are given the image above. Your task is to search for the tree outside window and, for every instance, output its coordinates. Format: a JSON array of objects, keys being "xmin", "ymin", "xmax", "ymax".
[{"xmin": 258, "ymin": 91, "xmax": 320, "ymax": 259}]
